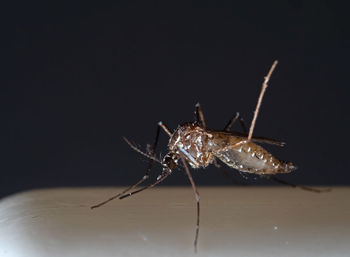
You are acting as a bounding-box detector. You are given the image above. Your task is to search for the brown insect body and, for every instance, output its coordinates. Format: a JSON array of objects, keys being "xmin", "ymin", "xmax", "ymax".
[
  {"xmin": 91, "ymin": 61, "xmax": 323, "ymax": 253},
  {"xmin": 167, "ymin": 122, "xmax": 296, "ymax": 175}
]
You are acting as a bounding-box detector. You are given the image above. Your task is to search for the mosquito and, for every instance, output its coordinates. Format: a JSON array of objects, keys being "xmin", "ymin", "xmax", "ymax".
[{"xmin": 91, "ymin": 61, "xmax": 326, "ymax": 252}]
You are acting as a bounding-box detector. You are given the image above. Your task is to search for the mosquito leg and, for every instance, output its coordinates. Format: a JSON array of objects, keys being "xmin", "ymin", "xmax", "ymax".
[
  {"xmin": 224, "ymin": 112, "xmax": 249, "ymax": 134},
  {"xmin": 119, "ymin": 169, "xmax": 171, "ymax": 199},
  {"xmin": 90, "ymin": 123, "xmax": 162, "ymax": 209},
  {"xmin": 248, "ymin": 60, "xmax": 278, "ymax": 140},
  {"xmin": 158, "ymin": 121, "xmax": 172, "ymax": 136},
  {"xmin": 179, "ymin": 155, "xmax": 200, "ymax": 253},
  {"xmin": 117, "ymin": 122, "xmax": 173, "ymax": 199},
  {"xmin": 224, "ymin": 112, "xmax": 239, "ymax": 131},
  {"xmin": 263, "ymin": 175, "xmax": 331, "ymax": 193},
  {"xmin": 123, "ymin": 138, "xmax": 162, "ymax": 163},
  {"xmin": 195, "ymin": 102, "xmax": 207, "ymax": 129},
  {"xmin": 239, "ymin": 117, "xmax": 248, "ymax": 134}
]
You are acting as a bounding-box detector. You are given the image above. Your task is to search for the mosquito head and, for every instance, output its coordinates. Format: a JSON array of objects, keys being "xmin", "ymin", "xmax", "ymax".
[{"xmin": 162, "ymin": 152, "xmax": 179, "ymax": 171}]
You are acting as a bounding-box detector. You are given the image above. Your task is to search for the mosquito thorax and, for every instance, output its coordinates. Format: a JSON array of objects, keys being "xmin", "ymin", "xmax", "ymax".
[{"xmin": 168, "ymin": 122, "xmax": 213, "ymax": 168}]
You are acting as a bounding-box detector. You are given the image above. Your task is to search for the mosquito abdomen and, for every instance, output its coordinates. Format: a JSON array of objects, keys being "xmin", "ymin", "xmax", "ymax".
[{"xmin": 211, "ymin": 136, "xmax": 296, "ymax": 175}]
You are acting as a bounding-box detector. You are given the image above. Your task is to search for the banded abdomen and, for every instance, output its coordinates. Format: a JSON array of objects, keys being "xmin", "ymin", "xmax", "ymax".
[{"xmin": 210, "ymin": 132, "xmax": 296, "ymax": 175}]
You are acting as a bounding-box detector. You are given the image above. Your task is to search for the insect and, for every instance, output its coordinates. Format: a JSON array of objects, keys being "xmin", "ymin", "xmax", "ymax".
[{"xmin": 91, "ymin": 61, "xmax": 325, "ymax": 252}]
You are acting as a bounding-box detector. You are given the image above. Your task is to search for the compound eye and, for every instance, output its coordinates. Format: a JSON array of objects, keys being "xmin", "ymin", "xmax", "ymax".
[
  {"xmin": 163, "ymin": 154, "xmax": 178, "ymax": 171},
  {"xmin": 168, "ymin": 159, "xmax": 177, "ymax": 170}
]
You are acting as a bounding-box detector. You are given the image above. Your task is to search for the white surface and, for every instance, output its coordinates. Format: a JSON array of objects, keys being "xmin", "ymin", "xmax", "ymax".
[{"xmin": 0, "ymin": 187, "xmax": 349, "ymax": 257}]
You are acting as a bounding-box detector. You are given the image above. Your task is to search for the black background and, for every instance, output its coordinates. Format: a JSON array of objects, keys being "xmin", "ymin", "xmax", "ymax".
[{"xmin": 1, "ymin": 1, "xmax": 349, "ymax": 198}]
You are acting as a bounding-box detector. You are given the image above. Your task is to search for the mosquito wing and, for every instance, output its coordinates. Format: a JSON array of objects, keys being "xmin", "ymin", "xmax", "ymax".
[{"xmin": 208, "ymin": 130, "xmax": 286, "ymax": 147}]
